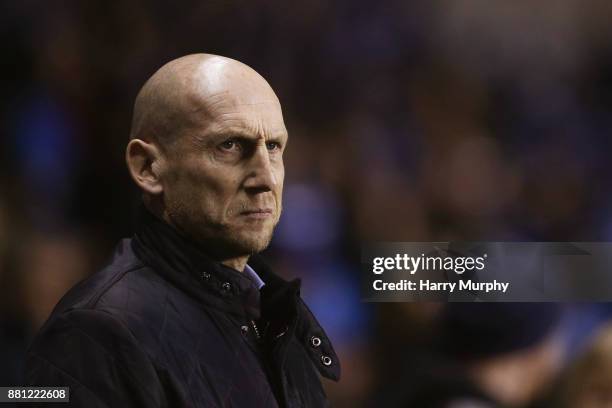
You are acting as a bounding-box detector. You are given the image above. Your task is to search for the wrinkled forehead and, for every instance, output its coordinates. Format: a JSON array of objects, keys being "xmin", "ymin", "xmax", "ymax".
[{"xmin": 185, "ymin": 62, "xmax": 287, "ymax": 138}]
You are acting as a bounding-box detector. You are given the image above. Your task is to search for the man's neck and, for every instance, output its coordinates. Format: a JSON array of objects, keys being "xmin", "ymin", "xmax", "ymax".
[{"xmin": 221, "ymin": 257, "xmax": 249, "ymax": 273}]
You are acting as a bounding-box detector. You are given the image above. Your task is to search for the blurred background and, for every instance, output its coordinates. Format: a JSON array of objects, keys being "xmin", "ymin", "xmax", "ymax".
[{"xmin": 2, "ymin": 1, "xmax": 612, "ymax": 407}]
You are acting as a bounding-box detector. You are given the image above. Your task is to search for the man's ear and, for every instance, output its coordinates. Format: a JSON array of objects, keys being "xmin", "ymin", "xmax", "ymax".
[{"xmin": 125, "ymin": 139, "xmax": 165, "ymax": 195}]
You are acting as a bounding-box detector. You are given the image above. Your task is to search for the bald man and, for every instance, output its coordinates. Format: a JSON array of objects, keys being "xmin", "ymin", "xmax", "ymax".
[{"xmin": 25, "ymin": 54, "xmax": 339, "ymax": 408}]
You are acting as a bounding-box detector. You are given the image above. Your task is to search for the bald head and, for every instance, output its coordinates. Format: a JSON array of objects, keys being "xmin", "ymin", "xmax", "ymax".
[
  {"xmin": 129, "ymin": 54, "xmax": 283, "ymax": 150},
  {"xmin": 126, "ymin": 54, "xmax": 287, "ymax": 270}
]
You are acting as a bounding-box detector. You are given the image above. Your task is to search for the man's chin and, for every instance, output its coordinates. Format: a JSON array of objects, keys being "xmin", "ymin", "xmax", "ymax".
[{"xmin": 225, "ymin": 229, "xmax": 274, "ymax": 255}]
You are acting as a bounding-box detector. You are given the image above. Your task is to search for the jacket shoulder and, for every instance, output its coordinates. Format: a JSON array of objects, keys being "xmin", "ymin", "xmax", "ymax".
[
  {"xmin": 48, "ymin": 239, "xmax": 146, "ymax": 314},
  {"xmin": 35, "ymin": 239, "xmax": 176, "ymax": 357}
]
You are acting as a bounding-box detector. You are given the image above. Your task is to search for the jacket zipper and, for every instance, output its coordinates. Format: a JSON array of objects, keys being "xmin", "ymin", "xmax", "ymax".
[{"xmin": 250, "ymin": 319, "xmax": 261, "ymax": 340}]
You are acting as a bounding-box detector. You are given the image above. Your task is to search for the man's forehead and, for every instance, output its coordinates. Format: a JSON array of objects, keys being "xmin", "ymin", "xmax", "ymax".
[
  {"xmin": 186, "ymin": 84, "xmax": 287, "ymax": 139},
  {"xmin": 205, "ymin": 115, "xmax": 288, "ymax": 140},
  {"xmin": 200, "ymin": 90, "xmax": 281, "ymax": 111},
  {"xmin": 154, "ymin": 55, "xmax": 286, "ymax": 140},
  {"xmin": 184, "ymin": 67, "xmax": 282, "ymax": 118}
]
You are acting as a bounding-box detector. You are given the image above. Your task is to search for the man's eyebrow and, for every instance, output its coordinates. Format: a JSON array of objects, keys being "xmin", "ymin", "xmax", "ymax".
[
  {"xmin": 213, "ymin": 131, "xmax": 288, "ymax": 142},
  {"xmin": 214, "ymin": 131, "xmax": 257, "ymax": 140}
]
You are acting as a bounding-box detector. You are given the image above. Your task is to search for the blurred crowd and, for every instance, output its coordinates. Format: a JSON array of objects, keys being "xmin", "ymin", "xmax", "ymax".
[{"xmin": 2, "ymin": 1, "xmax": 612, "ymax": 406}]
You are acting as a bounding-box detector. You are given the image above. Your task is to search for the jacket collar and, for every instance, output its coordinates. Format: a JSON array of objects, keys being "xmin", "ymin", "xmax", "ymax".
[
  {"xmin": 131, "ymin": 206, "xmax": 268, "ymax": 318},
  {"xmin": 130, "ymin": 206, "xmax": 340, "ymax": 381}
]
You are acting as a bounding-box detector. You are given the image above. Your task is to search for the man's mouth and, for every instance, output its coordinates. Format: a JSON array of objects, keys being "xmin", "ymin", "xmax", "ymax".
[{"xmin": 240, "ymin": 208, "xmax": 274, "ymax": 219}]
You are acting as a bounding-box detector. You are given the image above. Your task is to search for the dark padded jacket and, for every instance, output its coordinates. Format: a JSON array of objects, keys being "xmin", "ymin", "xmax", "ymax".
[{"xmin": 25, "ymin": 209, "xmax": 340, "ymax": 407}]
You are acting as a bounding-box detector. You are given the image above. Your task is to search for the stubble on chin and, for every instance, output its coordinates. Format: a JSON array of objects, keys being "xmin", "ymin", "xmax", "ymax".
[
  {"xmin": 221, "ymin": 216, "xmax": 278, "ymax": 255},
  {"xmin": 165, "ymin": 188, "xmax": 283, "ymax": 252},
  {"xmin": 220, "ymin": 201, "xmax": 283, "ymax": 255},
  {"xmin": 168, "ymin": 208, "xmax": 277, "ymax": 256}
]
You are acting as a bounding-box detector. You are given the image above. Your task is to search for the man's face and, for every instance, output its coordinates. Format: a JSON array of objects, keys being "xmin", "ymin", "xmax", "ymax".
[{"xmin": 159, "ymin": 80, "xmax": 287, "ymax": 258}]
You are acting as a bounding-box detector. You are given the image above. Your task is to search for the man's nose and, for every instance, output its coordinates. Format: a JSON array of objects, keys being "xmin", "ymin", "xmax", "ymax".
[{"xmin": 243, "ymin": 144, "xmax": 277, "ymax": 193}]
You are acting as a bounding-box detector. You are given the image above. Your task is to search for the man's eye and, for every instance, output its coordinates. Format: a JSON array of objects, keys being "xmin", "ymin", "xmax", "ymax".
[
  {"xmin": 219, "ymin": 140, "xmax": 239, "ymax": 151},
  {"xmin": 266, "ymin": 142, "xmax": 280, "ymax": 151}
]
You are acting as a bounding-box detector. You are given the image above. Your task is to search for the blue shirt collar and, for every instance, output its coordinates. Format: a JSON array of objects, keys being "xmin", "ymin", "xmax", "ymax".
[{"xmin": 243, "ymin": 264, "xmax": 265, "ymax": 289}]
